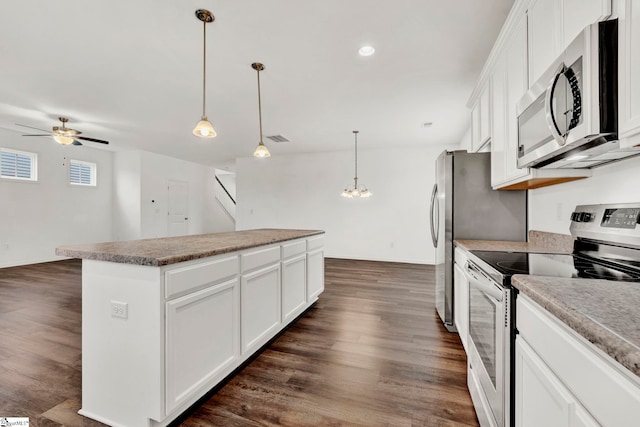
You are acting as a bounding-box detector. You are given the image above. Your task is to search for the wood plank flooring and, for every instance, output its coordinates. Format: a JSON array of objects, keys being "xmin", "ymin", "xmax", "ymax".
[{"xmin": 0, "ymin": 258, "xmax": 478, "ymax": 426}]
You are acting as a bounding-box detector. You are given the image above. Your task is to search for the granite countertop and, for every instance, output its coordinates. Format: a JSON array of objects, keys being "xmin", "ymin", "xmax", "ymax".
[
  {"xmin": 455, "ymin": 230, "xmax": 575, "ymax": 254},
  {"xmin": 512, "ymin": 275, "xmax": 640, "ymax": 377},
  {"xmin": 55, "ymin": 229, "xmax": 324, "ymax": 266}
]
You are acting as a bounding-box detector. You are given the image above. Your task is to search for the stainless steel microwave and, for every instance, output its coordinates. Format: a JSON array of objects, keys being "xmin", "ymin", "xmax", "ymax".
[{"xmin": 516, "ymin": 19, "xmax": 638, "ymax": 169}]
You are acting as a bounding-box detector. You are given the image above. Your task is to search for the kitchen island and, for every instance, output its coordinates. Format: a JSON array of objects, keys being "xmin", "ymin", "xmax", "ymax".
[{"xmin": 56, "ymin": 229, "xmax": 325, "ymax": 427}]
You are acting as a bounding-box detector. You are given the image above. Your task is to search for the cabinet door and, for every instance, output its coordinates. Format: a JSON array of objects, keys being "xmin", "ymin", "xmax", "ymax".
[
  {"xmin": 470, "ymin": 84, "xmax": 491, "ymax": 152},
  {"xmin": 620, "ymin": 0, "xmax": 640, "ymax": 146},
  {"xmin": 528, "ymin": 0, "xmax": 562, "ymax": 87},
  {"xmin": 505, "ymin": 12, "xmax": 531, "ymax": 182},
  {"xmin": 165, "ymin": 278, "xmax": 239, "ymax": 414},
  {"xmin": 307, "ymin": 249, "xmax": 324, "ymax": 302},
  {"xmin": 282, "ymin": 253, "xmax": 307, "ymax": 322},
  {"xmin": 562, "ymin": 0, "xmax": 611, "ymax": 49},
  {"xmin": 453, "ymin": 262, "xmax": 469, "ymax": 352},
  {"xmin": 515, "ymin": 337, "xmax": 599, "ymax": 427},
  {"xmin": 241, "ymin": 263, "xmax": 281, "ymax": 354}
]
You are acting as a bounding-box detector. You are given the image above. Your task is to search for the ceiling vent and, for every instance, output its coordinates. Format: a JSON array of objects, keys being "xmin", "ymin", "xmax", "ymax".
[{"xmin": 266, "ymin": 134, "xmax": 291, "ymax": 143}]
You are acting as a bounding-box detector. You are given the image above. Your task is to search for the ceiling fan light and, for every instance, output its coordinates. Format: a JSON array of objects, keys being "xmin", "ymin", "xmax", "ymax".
[
  {"xmin": 53, "ymin": 135, "xmax": 74, "ymax": 145},
  {"xmin": 192, "ymin": 118, "xmax": 216, "ymax": 138},
  {"xmin": 253, "ymin": 142, "xmax": 271, "ymax": 158}
]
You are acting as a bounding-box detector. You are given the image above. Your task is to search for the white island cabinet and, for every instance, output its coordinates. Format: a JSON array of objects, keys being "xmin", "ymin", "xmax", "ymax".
[{"xmin": 56, "ymin": 229, "xmax": 325, "ymax": 427}]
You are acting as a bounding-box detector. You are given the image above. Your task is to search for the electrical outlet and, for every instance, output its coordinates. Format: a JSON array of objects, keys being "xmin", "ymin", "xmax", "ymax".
[{"xmin": 111, "ymin": 301, "xmax": 128, "ymax": 319}]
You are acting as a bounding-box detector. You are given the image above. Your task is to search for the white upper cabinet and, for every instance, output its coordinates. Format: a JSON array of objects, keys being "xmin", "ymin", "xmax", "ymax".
[
  {"xmin": 562, "ymin": 0, "xmax": 612, "ymax": 50},
  {"xmin": 528, "ymin": 0, "xmax": 610, "ymax": 88},
  {"xmin": 619, "ymin": 0, "xmax": 640, "ymax": 147},
  {"xmin": 490, "ymin": 51, "xmax": 508, "ymax": 187},
  {"xmin": 527, "ymin": 0, "xmax": 562, "ymax": 87},
  {"xmin": 470, "ymin": 83, "xmax": 491, "ymax": 152}
]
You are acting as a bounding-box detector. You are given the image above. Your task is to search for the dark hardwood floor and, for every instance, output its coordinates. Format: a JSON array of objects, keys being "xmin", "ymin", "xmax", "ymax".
[{"xmin": 0, "ymin": 258, "xmax": 477, "ymax": 426}]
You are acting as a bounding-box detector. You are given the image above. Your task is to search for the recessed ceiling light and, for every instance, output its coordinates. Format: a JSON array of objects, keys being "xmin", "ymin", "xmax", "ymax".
[{"xmin": 358, "ymin": 45, "xmax": 375, "ymax": 56}]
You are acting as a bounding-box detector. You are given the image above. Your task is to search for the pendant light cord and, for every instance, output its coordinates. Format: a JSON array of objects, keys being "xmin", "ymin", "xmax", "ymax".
[
  {"xmin": 354, "ymin": 131, "xmax": 358, "ymax": 186},
  {"xmin": 202, "ymin": 18, "xmax": 207, "ymax": 118},
  {"xmin": 257, "ymin": 67, "xmax": 263, "ymax": 143}
]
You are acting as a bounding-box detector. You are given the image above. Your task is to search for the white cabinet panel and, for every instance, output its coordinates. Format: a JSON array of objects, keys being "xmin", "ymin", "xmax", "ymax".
[
  {"xmin": 453, "ymin": 258, "xmax": 469, "ymax": 352},
  {"xmin": 307, "ymin": 249, "xmax": 324, "ymax": 302},
  {"xmin": 241, "ymin": 245, "xmax": 280, "ymax": 272},
  {"xmin": 490, "ymin": 51, "xmax": 508, "ymax": 188},
  {"xmin": 528, "ymin": 0, "xmax": 562, "ymax": 87},
  {"xmin": 470, "ymin": 83, "xmax": 491, "ymax": 152},
  {"xmin": 620, "ymin": 0, "xmax": 640, "ymax": 146},
  {"xmin": 241, "ymin": 263, "xmax": 281, "ymax": 354},
  {"xmin": 165, "ymin": 254, "xmax": 238, "ymax": 299},
  {"xmin": 515, "ymin": 336, "xmax": 598, "ymax": 427},
  {"xmin": 282, "ymin": 254, "xmax": 307, "ymax": 322},
  {"xmin": 165, "ymin": 278, "xmax": 239, "ymax": 414},
  {"xmin": 562, "ymin": 0, "xmax": 611, "ymax": 49}
]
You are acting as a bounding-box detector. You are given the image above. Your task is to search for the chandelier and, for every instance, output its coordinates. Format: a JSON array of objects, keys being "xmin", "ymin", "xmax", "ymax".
[{"xmin": 341, "ymin": 130, "xmax": 372, "ymax": 198}]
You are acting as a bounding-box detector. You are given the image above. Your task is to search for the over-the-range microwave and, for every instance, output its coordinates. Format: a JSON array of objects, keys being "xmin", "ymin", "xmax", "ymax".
[{"xmin": 516, "ymin": 19, "xmax": 640, "ymax": 169}]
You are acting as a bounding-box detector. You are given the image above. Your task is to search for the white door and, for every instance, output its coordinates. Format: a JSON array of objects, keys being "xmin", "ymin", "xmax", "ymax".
[{"xmin": 168, "ymin": 180, "xmax": 188, "ymax": 237}]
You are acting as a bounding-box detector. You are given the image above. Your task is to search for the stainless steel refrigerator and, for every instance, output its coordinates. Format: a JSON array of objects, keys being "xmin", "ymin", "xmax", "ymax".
[{"xmin": 430, "ymin": 150, "xmax": 527, "ymax": 331}]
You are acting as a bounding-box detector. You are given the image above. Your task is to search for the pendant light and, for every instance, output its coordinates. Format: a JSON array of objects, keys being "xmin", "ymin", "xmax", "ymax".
[
  {"xmin": 341, "ymin": 131, "xmax": 372, "ymax": 198},
  {"xmin": 192, "ymin": 9, "xmax": 217, "ymax": 138},
  {"xmin": 252, "ymin": 62, "xmax": 271, "ymax": 158}
]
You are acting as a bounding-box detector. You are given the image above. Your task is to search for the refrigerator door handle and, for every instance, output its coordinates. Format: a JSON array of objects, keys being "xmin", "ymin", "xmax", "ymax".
[{"xmin": 430, "ymin": 183, "xmax": 439, "ymax": 247}]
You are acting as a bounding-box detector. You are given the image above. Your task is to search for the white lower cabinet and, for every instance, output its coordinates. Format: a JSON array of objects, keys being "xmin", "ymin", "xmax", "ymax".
[
  {"xmin": 165, "ymin": 278, "xmax": 239, "ymax": 414},
  {"xmin": 515, "ymin": 337, "xmax": 598, "ymax": 427},
  {"xmin": 282, "ymin": 253, "xmax": 307, "ymax": 322},
  {"xmin": 307, "ymin": 248, "xmax": 324, "ymax": 301},
  {"xmin": 516, "ymin": 295, "xmax": 640, "ymax": 427},
  {"xmin": 241, "ymin": 262, "xmax": 281, "ymax": 354},
  {"xmin": 453, "ymin": 247, "xmax": 469, "ymax": 352}
]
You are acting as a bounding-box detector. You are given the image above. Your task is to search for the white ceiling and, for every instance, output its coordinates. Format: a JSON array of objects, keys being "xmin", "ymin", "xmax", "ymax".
[{"xmin": 0, "ymin": 0, "xmax": 513, "ymax": 167}]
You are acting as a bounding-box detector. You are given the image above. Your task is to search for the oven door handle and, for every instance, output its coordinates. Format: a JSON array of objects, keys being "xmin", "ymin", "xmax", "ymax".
[{"xmin": 466, "ymin": 262, "xmax": 503, "ymax": 302}]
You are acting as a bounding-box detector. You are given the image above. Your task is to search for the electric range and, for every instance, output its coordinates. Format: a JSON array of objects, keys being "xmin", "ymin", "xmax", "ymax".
[{"xmin": 464, "ymin": 202, "xmax": 640, "ymax": 427}]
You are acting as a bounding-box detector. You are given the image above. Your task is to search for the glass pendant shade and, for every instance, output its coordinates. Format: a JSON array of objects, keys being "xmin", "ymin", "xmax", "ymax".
[
  {"xmin": 192, "ymin": 117, "xmax": 216, "ymax": 138},
  {"xmin": 53, "ymin": 135, "xmax": 74, "ymax": 145},
  {"xmin": 253, "ymin": 141, "xmax": 271, "ymax": 157}
]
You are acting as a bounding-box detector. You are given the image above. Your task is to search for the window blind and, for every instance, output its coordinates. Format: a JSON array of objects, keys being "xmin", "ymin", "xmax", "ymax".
[
  {"xmin": 0, "ymin": 149, "xmax": 36, "ymax": 180},
  {"xmin": 69, "ymin": 160, "xmax": 96, "ymax": 186}
]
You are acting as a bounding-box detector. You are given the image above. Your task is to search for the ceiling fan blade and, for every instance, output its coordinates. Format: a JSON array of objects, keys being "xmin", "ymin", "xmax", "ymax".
[
  {"xmin": 76, "ymin": 136, "xmax": 109, "ymax": 145},
  {"xmin": 72, "ymin": 140, "xmax": 83, "ymax": 146},
  {"xmin": 15, "ymin": 123, "xmax": 51, "ymax": 133},
  {"xmin": 21, "ymin": 134, "xmax": 51, "ymax": 136}
]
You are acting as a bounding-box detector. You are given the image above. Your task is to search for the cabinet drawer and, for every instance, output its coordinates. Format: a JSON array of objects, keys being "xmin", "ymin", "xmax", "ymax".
[
  {"xmin": 517, "ymin": 296, "xmax": 640, "ymax": 426},
  {"xmin": 241, "ymin": 245, "xmax": 280, "ymax": 272},
  {"xmin": 165, "ymin": 255, "xmax": 239, "ymax": 299},
  {"xmin": 307, "ymin": 235, "xmax": 324, "ymax": 251},
  {"xmin": 282, "ymin": 239, "xmax": 306, "ymax": 259}
]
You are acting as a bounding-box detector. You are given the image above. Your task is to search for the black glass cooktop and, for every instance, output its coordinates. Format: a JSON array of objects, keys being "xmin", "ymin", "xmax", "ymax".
[{"xmin": 470, "ymin": 251, "xmax": 640, "ymax": 282}]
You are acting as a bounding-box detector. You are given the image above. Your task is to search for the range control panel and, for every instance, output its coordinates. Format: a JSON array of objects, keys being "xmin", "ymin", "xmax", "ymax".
[{"xmin": 570, "ymin": 203, "xmax": 640, "ymax": 247}]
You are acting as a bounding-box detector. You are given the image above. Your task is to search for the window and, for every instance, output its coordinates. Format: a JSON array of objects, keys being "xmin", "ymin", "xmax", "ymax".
[
  {"xmin": 69, "ymin": 159, "xmax": 97, "ymax": 186},
  {"xmin": 0, "ymin": 148, "xmax": 38, "ymax": 181}
]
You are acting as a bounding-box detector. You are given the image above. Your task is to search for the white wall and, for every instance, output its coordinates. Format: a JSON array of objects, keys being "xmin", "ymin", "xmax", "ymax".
[
  {"xmin": 111, "ymin": 150, "xmax": 229, "ymax": 240},
  {"xmin": 113, "ymin": 150, "xmax": 141, "ymax": 241},
  {"xmin": 0, "ymin": 129, "xmax": 113, "ymax": 267},
  {"xmin": 236, "ymin": 145, "xmax": 454, "ymax": 264},
  {"xmin": 529, "ymin": 155, "xmax": 640, "ymax": 234}
]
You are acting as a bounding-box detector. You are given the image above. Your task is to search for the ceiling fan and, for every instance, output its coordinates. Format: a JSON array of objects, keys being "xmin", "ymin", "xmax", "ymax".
[{"xmin": 16, "ymin": 117, "xmax": 109, "ymax": 146}]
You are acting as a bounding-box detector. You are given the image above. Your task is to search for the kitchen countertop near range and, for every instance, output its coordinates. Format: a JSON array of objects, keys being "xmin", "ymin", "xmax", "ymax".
[
  {"xmin": 511, "ymin": 275, "xmax": 640, "ymax": 378},
  {"xmin": 455, "ymin": 230, "xmax": 575, "ymax": 254},
  {"xmin": 56, "ymin": 229, "xmax": 324, "ymax": 266}
]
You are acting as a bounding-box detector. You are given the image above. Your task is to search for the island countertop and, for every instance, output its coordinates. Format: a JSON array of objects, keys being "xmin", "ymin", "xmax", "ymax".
[{"xmin": 55, "ymin": 228, "xmax": 324, "ymax": 266}]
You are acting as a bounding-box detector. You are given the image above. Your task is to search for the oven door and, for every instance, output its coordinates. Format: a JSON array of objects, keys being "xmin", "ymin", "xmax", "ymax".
[{"xmin": 466, "ymin": 261, "xmax": 508, "ymax": 427}]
